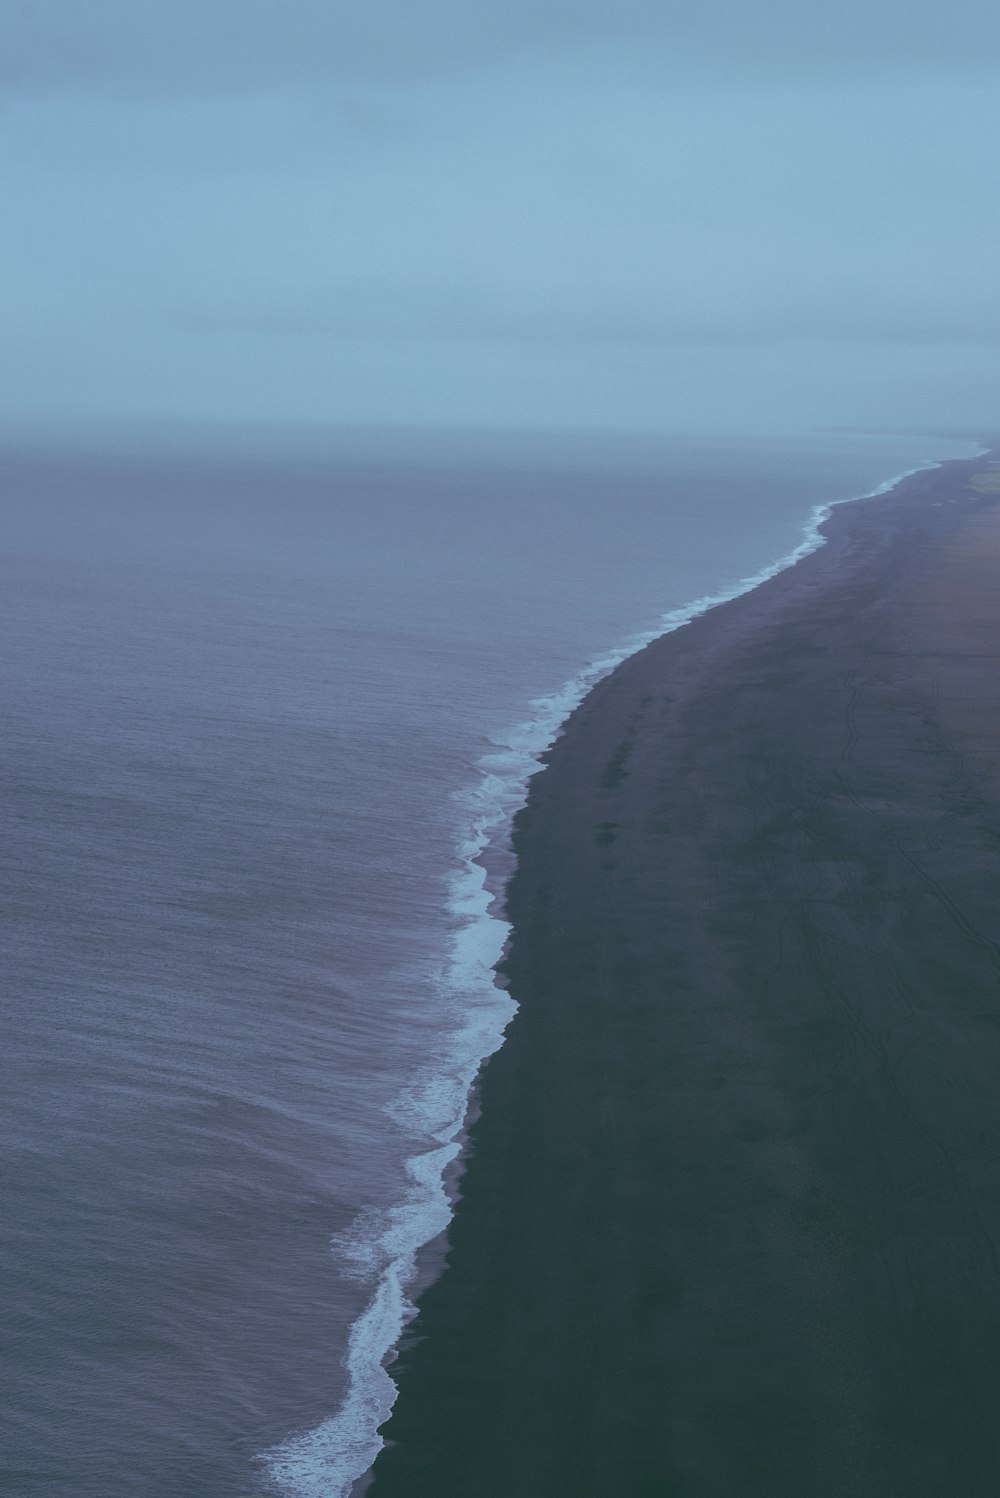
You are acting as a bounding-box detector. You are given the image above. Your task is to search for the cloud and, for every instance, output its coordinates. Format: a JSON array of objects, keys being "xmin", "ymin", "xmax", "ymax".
[
  {"xmin": 3, "ymin": 0, "xmax": 1000, "ymax": 98},
  {"xmin": 3, "ymin": 4, "xmax": 1000, "ymax": 434}
]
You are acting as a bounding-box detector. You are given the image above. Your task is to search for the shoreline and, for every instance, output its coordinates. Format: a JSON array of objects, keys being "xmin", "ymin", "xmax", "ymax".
[
  {"xmin": 363, "ymin": 447, "xmax": 1000, "ymax": 1495},
  {"xmin": 259, "ymin": 440, "xmax": 972, "ymax": 1498},
  {"xmin": 342, "ymin": 452, "xmax": 968, "ymax": 1492},
  {"xmin": 318, "ymin": 449, "xmax": 972, "ymax": 1498}
]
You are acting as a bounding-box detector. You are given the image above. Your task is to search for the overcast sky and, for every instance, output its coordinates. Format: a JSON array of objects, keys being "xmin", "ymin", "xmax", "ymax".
[{"xmin": 3, "ymin": 0, "xmax": 999, "ymax": 437}]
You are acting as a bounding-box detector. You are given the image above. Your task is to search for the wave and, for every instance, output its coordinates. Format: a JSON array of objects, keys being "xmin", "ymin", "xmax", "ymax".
[{"xmin": 261, "ymin": 452, "xmax": 971, "ymax": 1497}]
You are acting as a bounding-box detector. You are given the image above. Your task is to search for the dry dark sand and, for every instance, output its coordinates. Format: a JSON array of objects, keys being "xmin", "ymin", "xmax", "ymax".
[{"xmin": 366, "ymin": 452, "xmax": 1000, "ymax": 1497}]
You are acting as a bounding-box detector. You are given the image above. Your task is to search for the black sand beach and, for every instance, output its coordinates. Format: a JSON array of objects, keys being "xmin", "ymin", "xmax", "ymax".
[{"xmin": 366, "ymin": 451, "xmax": 1000, "ymax": 1497}]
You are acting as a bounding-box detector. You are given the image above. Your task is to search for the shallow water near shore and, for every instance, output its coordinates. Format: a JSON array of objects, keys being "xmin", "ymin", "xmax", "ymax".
[{"xmin": 0, "ymin": 426, "xmax": 977, "ymax": 1497}]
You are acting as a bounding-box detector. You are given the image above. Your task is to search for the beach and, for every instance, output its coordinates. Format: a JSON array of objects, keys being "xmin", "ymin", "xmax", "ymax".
[{"xmin": 365, "ymin": 450, "xmax": 1000, "ymax": 1496}]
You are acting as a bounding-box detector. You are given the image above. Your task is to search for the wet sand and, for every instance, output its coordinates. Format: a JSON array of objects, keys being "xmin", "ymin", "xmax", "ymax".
[{"xmin": 366, "ymin": 451, "xmax": 1000, "ymax": 1496}]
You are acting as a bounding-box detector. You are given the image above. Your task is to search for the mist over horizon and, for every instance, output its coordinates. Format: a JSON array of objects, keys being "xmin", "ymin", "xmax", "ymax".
[{"xmin": 3, "ymin": 1, "xmax": 999, "ymax": 439}]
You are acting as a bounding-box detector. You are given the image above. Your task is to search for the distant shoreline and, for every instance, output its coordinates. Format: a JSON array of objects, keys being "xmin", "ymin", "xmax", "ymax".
[{"xmin": 366, "ymin": 448, "xmax": 1000, "ymax": 1496}]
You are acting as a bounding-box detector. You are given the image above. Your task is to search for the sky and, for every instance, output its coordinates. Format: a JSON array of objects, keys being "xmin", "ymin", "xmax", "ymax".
[{"xmin": 3, "ymin": 0, "xmax": 1000, "ymax": 438}]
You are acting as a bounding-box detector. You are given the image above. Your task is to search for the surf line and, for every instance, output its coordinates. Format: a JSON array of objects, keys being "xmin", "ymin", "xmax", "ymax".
[{"xmin": 262, "ymin": 453, "xmax": 963, "ymax": 1498}]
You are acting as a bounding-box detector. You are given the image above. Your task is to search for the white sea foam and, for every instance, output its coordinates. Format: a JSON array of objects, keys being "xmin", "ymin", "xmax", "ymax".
[{"xmin": 262, "ymin": 454, "xmax": 970, "ymax": 1498}]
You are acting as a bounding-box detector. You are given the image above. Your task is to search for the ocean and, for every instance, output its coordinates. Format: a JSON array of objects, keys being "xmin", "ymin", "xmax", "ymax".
[{"xmin": 0, "ymin": 426, "xmax": 976, "ymax": 1497}]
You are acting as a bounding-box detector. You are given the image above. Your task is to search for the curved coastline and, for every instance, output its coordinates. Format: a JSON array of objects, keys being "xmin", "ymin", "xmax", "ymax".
[
  {"xmin": 361, "ymin": 445, "xmax": 1000, "ymax": 1496},
  {"xmin": 266, "ymin": 448, "xmax": 983, "ymax": 1498}
]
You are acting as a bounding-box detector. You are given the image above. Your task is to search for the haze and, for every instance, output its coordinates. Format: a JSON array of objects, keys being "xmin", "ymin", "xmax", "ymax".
[{"xmin": 3, "ymin": 0, "xmax": 999, "ymax": 437}]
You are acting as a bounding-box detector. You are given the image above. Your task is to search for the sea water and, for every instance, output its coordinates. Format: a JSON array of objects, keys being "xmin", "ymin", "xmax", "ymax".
[{"xmin": 0, "ymin": 426, "xmax": 977, "ymax": 1497}]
